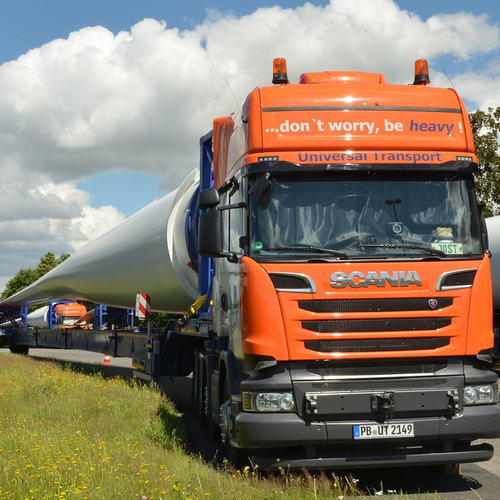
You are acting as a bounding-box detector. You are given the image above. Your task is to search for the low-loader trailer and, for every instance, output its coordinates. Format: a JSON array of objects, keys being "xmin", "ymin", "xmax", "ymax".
[{"xmin": 2, "ymin": 59, "xmax": 500, "ymax": 470}]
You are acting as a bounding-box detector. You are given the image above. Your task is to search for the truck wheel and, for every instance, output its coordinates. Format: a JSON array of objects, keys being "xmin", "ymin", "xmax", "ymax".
[
  {"xmin": 209, "ymin": 373, "xmax": 221, "ymax": 443},
  {"xmin": 196, "ymin": 358, "xmax": 209, "ymax": 429},
  {"xmin": 191, "ymin": 351, "xmax": 199, "ymax": 408},
  {"xmin": 209, "ymin": 414, "xmax": 222, "ymax": 442},
  {"xmin": 221, "ymin": 377, "xmax": 249, "ymax": 469}
]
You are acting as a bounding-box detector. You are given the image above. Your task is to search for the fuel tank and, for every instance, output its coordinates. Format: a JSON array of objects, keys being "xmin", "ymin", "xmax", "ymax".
[{"xmin": 4, "ymin": 169, "xmax": 200, "ymax": 313}]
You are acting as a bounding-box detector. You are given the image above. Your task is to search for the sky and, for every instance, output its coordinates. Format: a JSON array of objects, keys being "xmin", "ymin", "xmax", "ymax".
[{"xmin": 1, "ymin": 0, "xmax": 500, "ymax": 291}]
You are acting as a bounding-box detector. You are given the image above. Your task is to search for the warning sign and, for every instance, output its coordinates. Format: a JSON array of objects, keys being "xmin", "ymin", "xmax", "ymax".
[{"xmin": 136, "ymin": 293, "xmax": 151, "ymax": 319}]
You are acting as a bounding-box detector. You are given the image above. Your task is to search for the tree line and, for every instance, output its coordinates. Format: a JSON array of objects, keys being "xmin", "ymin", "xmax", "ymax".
[{"xmin": 1, "ymin": 252, "xmax": 70, "ymax": 300}]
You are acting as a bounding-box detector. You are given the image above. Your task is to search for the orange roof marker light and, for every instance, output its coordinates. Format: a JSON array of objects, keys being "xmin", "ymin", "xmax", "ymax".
[
  {"xmin": 413, "ymin": 58, "xmax": 430, "ymax": 85},
  {"xmin": 272, "ymin": 58, "xmax": 289, "ymax": 85}
]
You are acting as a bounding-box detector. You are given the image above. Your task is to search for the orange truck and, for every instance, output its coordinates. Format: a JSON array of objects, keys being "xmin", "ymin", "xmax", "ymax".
[
  {"xmin": 3, "ymin": 58, "xmax": 499, "ymax": 471},
  {"xmin": 54, "ymin": 302, "xmax": 88, "ymax": 329},
  {"xmin": 194, "ymin": 58, "xmax": 500, "ymax": 470}
]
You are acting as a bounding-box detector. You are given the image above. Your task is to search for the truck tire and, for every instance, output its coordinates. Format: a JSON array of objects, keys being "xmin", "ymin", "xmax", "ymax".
[
  {"xmin": 209, "ymin": 411, "xmax": 221, "ymax": 442},
  {"xmin": 191, "ymin": 351, "xmax": 199, "ymax": 409},
  {"xmin": 196, "ymin": 356, "xmax": 209, "ymax": 429},
  {"xmin": 221, "ymin": 376, "xmax": 249, "ymax": 469}
]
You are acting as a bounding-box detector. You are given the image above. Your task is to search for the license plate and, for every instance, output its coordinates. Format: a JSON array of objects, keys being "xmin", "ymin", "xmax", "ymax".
[
  {"xmin": 431, "ymin": 242, "xmax": 463, "ymax": 255},
  {"xmin": 353, "ymin": 423, "xmax": 414, "ymax": 439}
]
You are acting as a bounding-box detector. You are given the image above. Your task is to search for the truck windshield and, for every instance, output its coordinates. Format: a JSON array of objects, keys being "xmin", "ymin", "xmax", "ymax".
[
  {"xmin": 249, "ymin": 170, "xmax": 482, "ymax": 260},
  {"xmin": 57, "ymin": 317, "xmax": 77, "ymax": 326}
]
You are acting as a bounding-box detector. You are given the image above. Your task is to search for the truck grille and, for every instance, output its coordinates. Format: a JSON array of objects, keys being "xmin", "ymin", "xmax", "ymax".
[
  {"xmin": 291, "ymin": 296, "xmax": 456, "ymax": 356},
  {"xmin": 306, "ymin": 359, "xmax": 447, "ymax": 377},
  {"xmin": 302, "ymin": 317, "xmax": 452, "ymax": 333},
  {"xmin": 299, "ymin": 298, "xmax": 453, "ymax": 313},
  {"xmin": 304, "ymin": 337, "xmax": 450, "ymax": 353}
]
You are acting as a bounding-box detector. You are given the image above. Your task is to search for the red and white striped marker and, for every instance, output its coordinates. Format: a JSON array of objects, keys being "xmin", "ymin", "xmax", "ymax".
[{"xmin": 136, "ymin": 293, "xmax": 151, "ymax": 319}]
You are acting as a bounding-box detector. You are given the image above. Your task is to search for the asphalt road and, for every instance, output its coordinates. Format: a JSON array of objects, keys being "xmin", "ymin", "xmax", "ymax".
[{"xmin": 4, "ymin": 348, "xmax": 500, "ymax": 500}]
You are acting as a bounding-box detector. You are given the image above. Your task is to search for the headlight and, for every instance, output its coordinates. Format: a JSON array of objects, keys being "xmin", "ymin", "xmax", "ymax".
[
  {"xmin": 463, "ymin": 384, "xmax": 499, "ymax": 405},
  {"xmin": 242, "ymin": 391, "xmax": 295, "ymax": 412}
]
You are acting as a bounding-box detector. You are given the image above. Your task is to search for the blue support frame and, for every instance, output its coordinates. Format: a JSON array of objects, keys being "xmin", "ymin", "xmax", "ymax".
[
  {"xmin": 94, "ymin": 304, "xmax": 134, "ymax": 329},
  {"xmin": 47, "ymin": 301, "xmax": 61, "ymax": 329},
  {"xmin": 21, "ymin": 305, "xmax": 28, "ymax": 329},
  {"xmin": 0, "ymin": 305, "xmax": 24, "ymax": 329},
  {"xmin": 197, "ymin": 131, "xmax": 214, "ymax": 318}
]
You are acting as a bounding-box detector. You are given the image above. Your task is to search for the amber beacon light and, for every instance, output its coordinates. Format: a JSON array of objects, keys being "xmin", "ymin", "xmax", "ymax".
[
  {"xmin": 272, "ymin": 58, "xmax": 289, "ymax": 85},
  {"xmin": 413, "ymin": 59, "xmax": 430, "ymax": 85}
]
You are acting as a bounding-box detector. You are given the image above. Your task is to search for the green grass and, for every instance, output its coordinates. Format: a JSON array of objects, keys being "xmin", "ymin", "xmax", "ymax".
[{"xmin": 0, "ymin": 353, "xmax": 440, "ymax": 500}]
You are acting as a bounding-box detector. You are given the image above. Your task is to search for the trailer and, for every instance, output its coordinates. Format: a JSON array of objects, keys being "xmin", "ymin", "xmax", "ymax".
[
  {"xmin": 2, "ymin": 58, "xmax": 500, "ymax": 470},
  {"xmin": 1, "ymin": 301, "xmax": 140, "ymax": 357}
]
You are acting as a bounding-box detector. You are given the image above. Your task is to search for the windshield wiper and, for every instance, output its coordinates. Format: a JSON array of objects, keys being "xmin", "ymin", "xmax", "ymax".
[
  {"xmin": 264, "ymin": 246, "xmax": 348, "ymax": 258},
  {"xmin": 360, "ymin": 243, "xmax": 446, "ymax": 257}
]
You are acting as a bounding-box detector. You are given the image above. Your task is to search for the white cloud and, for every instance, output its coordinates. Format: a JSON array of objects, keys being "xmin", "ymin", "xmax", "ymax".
[
  {"xmin": 444, "ymin": 72, "xmax": 500, "ymax": 111},
  {"xmin": 0, "ymin": 0, "xmax": 499, "ymax": 287},
  {"xmin": 68, "ymin": 205, "xmax": 125, "ymax": 250}
]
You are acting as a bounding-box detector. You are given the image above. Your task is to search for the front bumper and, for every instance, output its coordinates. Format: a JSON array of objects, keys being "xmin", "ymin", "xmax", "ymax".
[{"xmin": 234, "ymin": 404, "xmax": 500, "ymax": 470}]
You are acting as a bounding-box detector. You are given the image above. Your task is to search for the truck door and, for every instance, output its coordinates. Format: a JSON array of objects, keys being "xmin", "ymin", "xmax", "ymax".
[{"xmin": 213, "ymin": 179, "xmax": 246, "ymax": 359}]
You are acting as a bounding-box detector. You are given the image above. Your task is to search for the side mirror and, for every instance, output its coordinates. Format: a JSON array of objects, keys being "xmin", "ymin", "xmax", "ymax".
[
  {"xmin": 198, "ymin": 188, "xmax": 220, "ymax": 210},
  {"xmin": 198, "ymin": 209, "xmax": 224, "ymax": 257},
  {"xmin": 198, "ymin": 208, "xmax": 239, "ymax": 262}
]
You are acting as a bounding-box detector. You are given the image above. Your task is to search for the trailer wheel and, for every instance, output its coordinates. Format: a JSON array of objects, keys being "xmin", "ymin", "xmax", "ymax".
[
  {"xmin": 9, "ymin": 345, "xmax": 29, "ymax": 355},
  {"xmin": 221, "ymin": 376, "xmax": 249, "ymax": 469}
]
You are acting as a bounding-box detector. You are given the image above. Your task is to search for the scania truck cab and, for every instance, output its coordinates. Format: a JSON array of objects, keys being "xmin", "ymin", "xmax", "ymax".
[{"xmin": 197, "ymin": 59, "xmax": 500, "ymax": 470}]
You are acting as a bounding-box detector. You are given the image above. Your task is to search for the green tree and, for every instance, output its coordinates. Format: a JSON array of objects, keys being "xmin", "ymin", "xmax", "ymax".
[
  {"xmin": 1, "ymin": 268, "xmax": 38, "ymax": 300},
  {"xmin": 1, "ymin": 252, "xmax": 70, "ymax": 300},
  {"xmin": 469, "ymin": 107, "xmax": 500, "ymax": 217},
  {"xmin": 36, "ymin": 252, "xmax": 70, "ymax": 278}
]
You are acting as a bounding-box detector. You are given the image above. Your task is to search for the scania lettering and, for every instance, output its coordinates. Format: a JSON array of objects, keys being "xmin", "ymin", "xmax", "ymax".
[
  {"xmin": 2, "ymin": 58, "xmax": 499, "ymax": 471},
  {"xmin": 330, "ymin": 270, "xmax": 423, "ymax": 288}
]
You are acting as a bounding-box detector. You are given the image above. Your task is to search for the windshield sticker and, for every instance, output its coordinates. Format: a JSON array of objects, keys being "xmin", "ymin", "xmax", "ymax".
[
  {"xmin": 254, "ymin": 241, "xmax": 264, "ymax": 251},
  {"xmin": 262, "ymin": 109, "xmax": 468, "ymax": 153},
  {"xmin": 266, "ymin": 117, "xmax": 460, "ymax": 137}
]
